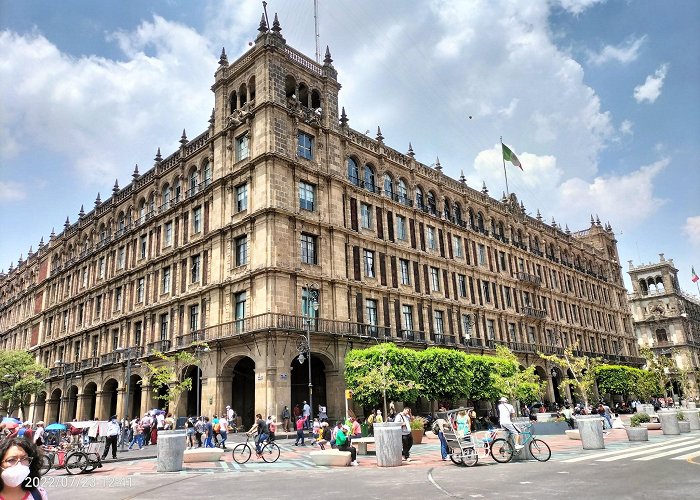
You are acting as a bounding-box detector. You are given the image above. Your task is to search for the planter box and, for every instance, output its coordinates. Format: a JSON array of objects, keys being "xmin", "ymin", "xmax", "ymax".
[
  {"xmin": 411, "ymin": 429, "xmax": 424, "ymax": 444},
  {"xmin": 641, "ymin": 422, "xmax": 661, "ymax": 430},
  {"xmin": 625, "ymin": 427, "xmax": 648, "ymax": 442},
  {"xmin": 531, "ymin": 421, "xmax": 569, "ymax": 435}
]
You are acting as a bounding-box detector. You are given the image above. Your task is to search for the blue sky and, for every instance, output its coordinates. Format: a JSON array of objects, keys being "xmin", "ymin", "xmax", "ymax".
[{"xmin": 1, "ymin": 0, "xmax": 698, "ymax": 294}]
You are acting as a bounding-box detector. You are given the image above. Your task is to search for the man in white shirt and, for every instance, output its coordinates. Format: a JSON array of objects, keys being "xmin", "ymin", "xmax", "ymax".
[
  {"xmin": 394, "ymin": 407, "xmax": 413, "ymax": 461},
  {"xmin": 302, "ymin": 401, "xmax": 311, "ymax": 429},
  {"xmin": 497, "ymin": 397, "xmax": 523, "ymax": 449},
  {"xmin": 102, "ymin": 415, "xmax": 121, "ymax": 460}
]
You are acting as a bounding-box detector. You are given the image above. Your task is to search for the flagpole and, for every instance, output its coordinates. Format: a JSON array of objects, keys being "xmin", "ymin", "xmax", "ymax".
[{"xmin": 501, "ymin": 136, "xmax": 510, "ymax": 196}]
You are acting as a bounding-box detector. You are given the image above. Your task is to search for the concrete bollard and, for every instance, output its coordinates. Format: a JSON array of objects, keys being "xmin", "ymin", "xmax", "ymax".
[
  {"xmin": 576, "ymin": 416, "xmax": 605, "ymax": 450},
  {"xmin": 657, "ymin": 410, "xmax": 680, "ymax": 435},
  {"xmin": 685, "ymin": 409, "xmax": 700, "ymax": 431},
  {"xmin": 373, "ymin": 422, "xmax": 403, "ymax": 467},
  {"xmin": 157, "ymin": 429, "xmax": 187, "ymax": 472}
]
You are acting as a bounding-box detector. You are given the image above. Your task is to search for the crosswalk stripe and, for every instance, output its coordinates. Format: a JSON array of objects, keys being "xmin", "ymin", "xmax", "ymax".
[
  {"xmin": 634, "ymin": 442, "xmax": 700, "ymax": 461},
  {"xmin": 595, "ymin": 438, "xmax": 700, "ymax": 462},
  {"xmin": 560, "ymin": 437, "xmax": 698, "ymax": 463},
  {"xmin": 670, "ymin": 449, "xmax": 700, "ymax": 460}
]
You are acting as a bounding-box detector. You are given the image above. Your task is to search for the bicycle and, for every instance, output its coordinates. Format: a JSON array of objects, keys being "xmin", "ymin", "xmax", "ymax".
[
  {"xmin": 232, "ymin": 434, "xmax": 280, "ymax": 464},
  {"xmin": 490, "ymin": 423, "xmax": 551, "ymax": 463}
]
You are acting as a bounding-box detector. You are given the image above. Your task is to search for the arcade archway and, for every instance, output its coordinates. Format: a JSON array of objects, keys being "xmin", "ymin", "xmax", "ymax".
[
  {"xmin": 101, "ymin": 379, "xmax": 119, "ymax": 420},
  {"xmin": 83, "ymin": 382, "xmax": 97, "ymax": 420},
  {"xmin": 290, "ymin": 354, "xmax": 327, "ymax": 418}
]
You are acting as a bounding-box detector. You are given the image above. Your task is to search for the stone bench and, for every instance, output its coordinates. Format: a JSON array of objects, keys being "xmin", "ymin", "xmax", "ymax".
[
  {"xmin": 309, "ymin": 450, "xmax": 352, "ymax": 466},
  {"xmin": 351, "ymin": 437, "xmax": 376, "ymax": 455},
  {"xmin": 183, "ymin": 448, "xmax": 225, "ymax": 463},
  {"xmin": 565, "ymin": 429, "xmax": 581, "ymax": 440}
]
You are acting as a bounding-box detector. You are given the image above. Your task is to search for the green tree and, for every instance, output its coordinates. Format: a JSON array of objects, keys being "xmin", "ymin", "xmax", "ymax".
[
  {"xmin": 539, "ymin": 342, "xmax": 599, "ymax": 406},
  {"xmin": 491, "ymin": 345, "xmax": 545, "ymax": 406},
  {"xmin": 415, "ymin": 347, "xmax": 470, "ymax": 404},
  {"xmin": 634, "ymin": 369, "xmax": 663, "ymax": 401},
  {"xmin": 595, "ymin": 365, "xmax": 639, "ymax": 397},
  {"xmin": 344, "ymin": 343, "xmax": 421, "ymax": 409},
  {"xmin": 140, "ymin": 344, "xmax": 205, "ymax": 415},
  {"xmin": 0, "ymin": 350, "xmax": 49, "ymax": 418},
  {"xmin": 639, "ymin": 346, "xmax": 676, "ymax": 397}
]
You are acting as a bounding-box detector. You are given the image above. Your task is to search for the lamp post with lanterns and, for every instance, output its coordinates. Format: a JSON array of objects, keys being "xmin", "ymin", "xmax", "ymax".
[{"xmin": 297, "ymin": 285, "xmax": 318, "ymax": 424}]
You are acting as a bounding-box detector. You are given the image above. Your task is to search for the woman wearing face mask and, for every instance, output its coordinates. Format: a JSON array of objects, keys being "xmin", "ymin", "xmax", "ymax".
[{"xmin": 0, "ymin": 437, "xmax": 47, "ymax": 500}]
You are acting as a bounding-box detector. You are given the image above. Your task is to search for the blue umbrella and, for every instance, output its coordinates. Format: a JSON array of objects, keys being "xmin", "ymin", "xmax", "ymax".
[
  {"xmin": 1, "ymin": 417, "xmax": 21, "ymax": 424},
  {"xmin": 45, "ymin": 423, "xmax": 67, "ymax": 431}
]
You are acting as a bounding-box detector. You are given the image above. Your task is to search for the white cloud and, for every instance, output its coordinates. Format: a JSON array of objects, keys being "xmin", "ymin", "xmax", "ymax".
[
  {"xmin": 0, "ymin": 181, "xmax": 26, "ymax": 202},
  {"xmin": 587, "ymin": 35, "xmax": 646, "ymax": 65},
  {"xmin": 634, "ymin": 64, "xmax": 669, "ymax": 103},
  {"xmin": 619, "ymin": 119, "xmax": 633, "ymax": 136},
  {"xmin": 0, "ymin": 16, "xmax": 216, "ymax": 186},
  {"xmin": 683, "ymin": 216, "xmax": 700, "ymax": 247},
  {"xmin": 557, "ymin": 0, "xmax": 607, "ymax": 15},
  {"xmin": 556, "ymin": 158, "xmax": 669, "ymax": 227}
]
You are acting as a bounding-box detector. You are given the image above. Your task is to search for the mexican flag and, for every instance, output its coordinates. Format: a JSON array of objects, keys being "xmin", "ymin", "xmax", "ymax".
[
  {"xmin": 502, "ymin": 143, "xmax": 522, "ymax": 170},
  {"xmin": 692, "ymin": 267, "xmax": 699, "ymax": 283}
]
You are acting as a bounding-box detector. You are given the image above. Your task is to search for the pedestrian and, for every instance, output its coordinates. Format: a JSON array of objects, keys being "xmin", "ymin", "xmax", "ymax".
[
  {"xmin": 294, "ymin": 415, "xmax": 307, "ymax": 446},
  {"xmin": 330, "ymin": 421, "xmax": 342, "ymax": 449},
  {"xmin": 102, "ymin": 415, "xmax": 120, "ymax": 460},
  {"xmin": 302, "ymin": 401, "xmax": 311, "ymax": 429},
  {"xmin": 194, "ymin": 417, "xmax": 204, "ymax": 448},
  {"xmin": 375, "ymin": 410, "xmax": 383, "ymax": 423},
  {"xmin": 185, "ymin": 417, "xmax": 195, "ymax": 449},
  {"xmin": 317, "ymin": 422, "xmax": 331, "ymax": 450},
  {"xmin": 312, "ymin": 418, "xmax": 321, "ymax": 444},
  {"xmin": 350, "ymin": 417, "xmax": 362, "ymax": 438},
  {"xmin": 203, "ymin": 417, "xmax": 214, "ymax": 448},
  {"xmin": 336, "ymin": 424, "xmax": 359, "ymax": 466},
  {"xmin": 282, "ymin": 405, "xmax": 291, "ymax": 432},
  {"xmin": 267, "ymin": 416, "xmax": 276, "ymax": 442},
  {"xmin": 433, "ymin": 412, "xmax": 449, "ymax": 461},
  {"xmin": 394, "ymin": 407, "xmax": 413, "ymax": 462},
  {"xmin": 318, "ymin": 405, "xmax": 328, "ymax": 422},
  {"xmin": 128, "ymin": 419, "xmax": 144, "ymax": 450},
  {"xmin": 33, "ymin": 422, "xmax": 45, "ymax": 447},
  {"xmin": 226, "ymin": 405, "xmax": 234, "ymax": 422},
  {"xmin": 212, "ymin": 415, "xmax": 220, "ymax": 446},
  {"xmin": 164, "ymin": 413, "xmax": 175, "ymax": 430},
  {"xmin": 218, "ymin": 416, "xmax": 228, "ymax": 449},
  {"xmin": 141, "ymin": 413, "xmax": 152, "ymax": 446},
  {"xmin": 293, "ymin": 404, "xmax": 301, "ymax": 422},
  {"xmin": 497, "ymin": 397, "xmax": 523, "ymax": 449}
]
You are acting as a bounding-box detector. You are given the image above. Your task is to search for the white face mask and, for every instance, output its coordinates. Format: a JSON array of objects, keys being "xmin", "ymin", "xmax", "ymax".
[{"xmin": 1, "ymin": 464, "xmax": 31, "ymax": 488}]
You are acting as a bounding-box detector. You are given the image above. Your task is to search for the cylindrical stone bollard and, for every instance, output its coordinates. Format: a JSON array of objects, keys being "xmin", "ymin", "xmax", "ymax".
[
  {"xmin": 685, "ymin": 409, "xmax": 700, "ymax": 431},
  {"xmin": 374, "ymin": 422, "xmax": 403, "ymax": 467},
  {"xmin": 576, "ymin": 416, "xmax": 605, "ymax": 450},
  {"xmin": 688, "ymin": 402, "xmax": 697, "ymax": 410},
  {"xmin": 157, "ymin": 429, "xmax": 187, "ymax": 472},
  {"xmin": 679, "ymin": 421, "xmax": 691, "ymax": 433},
  {"xmin": 510, "ymin": 418, "xmax": 534, "ymax": 461},
  {"xmin": 657, "ymin": 410, "xmax": 680, "ymax": 435}
]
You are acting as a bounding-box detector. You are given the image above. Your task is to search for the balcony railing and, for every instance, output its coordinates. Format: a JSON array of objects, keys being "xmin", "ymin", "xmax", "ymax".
[
  {"xmin": 147, "ymin": 339, "xmax": 172, "ymax": 355},
  {"xmin": 432, "ymin": 334, "xmax": 456, "ymax": 346},
  {"xmin": 176, "ymin": 330, "xmax": 207, "ymax": 347},
  {"xmin": 400, "ymin": 330, "xmax": 426, "ymax": 342},
  {"xmin": 80, "ymin": 357, "xmax": 99, "ymax": 370},
  {"xmin": 522, "ymin": 306, "xmax": 546, "ymax": 319},
  {"xmin": 100, "ymin": 352, "xmax": 120, "ymax": 366},
  {"xmin": 516, "ymin": 272, "xmax": 542, "ymax": 286}
]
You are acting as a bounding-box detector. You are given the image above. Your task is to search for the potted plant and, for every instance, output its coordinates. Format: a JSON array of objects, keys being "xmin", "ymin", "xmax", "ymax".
[
  {"xmin": 410, "ymin": 416, "xmax": 426, "ymax": 444},
  {"xmin": 626, "ymin": 412, "xmax": 649, "ymax": 441},
  {"xmin": 677, "ymin": 411, "xmax": 691, "ymax": 433}
]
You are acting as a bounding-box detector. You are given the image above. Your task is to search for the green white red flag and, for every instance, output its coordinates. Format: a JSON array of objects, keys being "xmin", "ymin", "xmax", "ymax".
[
  {"xmin": 502, "ymin": 143, "xmax": 522, "ymax": 170},
  {"xmin": 692, "ymin": 267, "xmax": 699, "ymax": 283}
]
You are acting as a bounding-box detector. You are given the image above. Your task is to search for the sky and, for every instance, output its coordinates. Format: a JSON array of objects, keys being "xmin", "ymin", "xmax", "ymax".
[{"xmin": 1, "ymin": 0, "xmax": 698, "ymax": 295}]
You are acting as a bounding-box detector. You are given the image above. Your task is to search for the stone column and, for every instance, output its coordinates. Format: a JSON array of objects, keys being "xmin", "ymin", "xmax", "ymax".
[
  {"xmin": 76, "ymin": 394, "xmax": 90, "ymax": 421},
  {"xmin": 658, "ymin": 410, "xmax": 680, "ymax": 435},
  {"xmin": 94, "ymin": 391, "xmax": 108, "ymax": 420},
  {"xmin": 140, "ymin": 385, "xmax": 152, "ymax": 417},
  {"xmin": 545, "ymin": 374, "xmax": 556, "ymax": 404}
]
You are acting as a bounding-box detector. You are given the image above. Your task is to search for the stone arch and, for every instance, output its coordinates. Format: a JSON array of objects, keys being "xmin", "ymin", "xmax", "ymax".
[
  {"xmin": 298, "ymin": 82, "xmax": 309, "ymax": 107},
  {"xmin": 66, "ymin": 384, "xmax": 79, "ymax": 421},
  {"xmin": 220, "ymin": 355, "xmax": 256, "ymax": 429},
  {"xmin": 34, "ymin": 391, "xmax": 47, "ymax": 423},
  {"xmin": 49, "ymin": 388, "xmax": 62, "ymax": 423},
  {"xmin": 83, "ymin": 382, "xmax": 98, "ymax": 420},
  {"xmin": 426, "ymin": 190, "xmax": 437, "ymax": 214},
  {"xmin": 100, "ymin": 378, "xmax": 119, "ymax": 420},
  {"xmin": 229, "ymin": 90, "xmax": 238, "ymax": 112},
  {"xmin": 363, "ymin": 163, "xmax": 376, "ymax": 192},
  {"xmin": 284, "ymin": 74, "xmax": 296, "ymax": 99},
  {"xmin": 127, "ymin": 374, "xmax": 142, "ymax": 420},
  {"xmin": 238, "ymin": 82, "xmax": 248, "ymax": 107},
  {"xmin": 248, "ymin": 75, "xmax": 256, "ymax": 103},
  {"xmin": 181, "ymin": 365, "xmax": 202, "ymax": 418},
  {"xmin": 149, "ymin": 376, "xmax": 170, "ymax": 413},
  {"xmin": 383, "ymin": 171, "xmax": 394, "ymax": 198},
  {"xmin": 347, "ymin": 157, "xmax": 360, "ymax": 185},
  {"xmin": 310, "ymin": 88, "xmax": 321, "ymax": 109}
]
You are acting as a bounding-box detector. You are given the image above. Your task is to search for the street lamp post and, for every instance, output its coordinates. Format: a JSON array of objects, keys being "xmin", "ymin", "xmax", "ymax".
[
  {"xmin": 194, "ymin": 345, "xmax": 210, "ymax": 417},
  {"xmin": 298, "ymin": 286, "xmax": 318, "ymax": 425}
]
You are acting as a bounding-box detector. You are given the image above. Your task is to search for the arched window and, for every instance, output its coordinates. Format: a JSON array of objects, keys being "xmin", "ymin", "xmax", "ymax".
[
  {"xmin": 468, "ymin": 208, "xmax": 475, "ymax": 228},
  {"xmin": 189, "ymin": 169, "xmax": 199, "ymax": 196},
  {"xmin": 453, "ymin": 203, "xmax": 463, "ymax": 224},
  {"xmin": 397, "ymin": 179, "xmax": 408, "ymax": 203},
  {"xmin": 655, "ymin": 328, "xmax": 668, "ymax": 342},
  {"xmin": 203, "ymin": 161, "xmax": 212, "ymax": 187},
  {"xmin": 427, "ymin": 192, "xmax": 436, "ymax": 215},
  {"xmin": 415, "ymin": 187, "xmax": 424, "ymax": 209},
  {"xmin": 239, "ymin": 83, "xmax": 248, "ymax": 108},
  {"xmin": 533, "ymin": 237, "xmax": 540, "ymax": 252},
  {"xmin": 118, "ymin": 212, "xmax": 126, "ymax": 232},
  {"xmin": 347, "ymin": 158, "xmax": 360, "ymax": 186},
  {"xmin": 443, "ymin": 198, "xmax": 451, "ymax": 220},
  {"xmin": 299, "ymin": 83, "xmax": 309, "ymax": 107},
  {"xmin": 383, "ymin": 173, "xmax": 394, "ymax": 198},
  {"xmin": 498, "ymin": 222, "xmax": 505, "ymax": 238},
  {"xmin": 162, "ymin": 184, "xmax": 171, "ymax": 209},
  {"xmin": 364, "ymin": 164, "xmax": 375, "ymax": 192},
  {"xmin": 248, "ymin": 76, "xmax": 256, "ymax": 103},
  {"xmin": 311, "ymin": 89, "xmax": 321, "ymax": 109},
  {"xmin": 230, "ymin": 91, "xmax": 238, "ymax": 113},
  {"xmin": 138, "ymin": 199, "xmax": 146, "ymax": 222},
  {"xmin": 285, "ymin": 75, "xmax": 297, "ymax": 99},
  {"xmin": 476, "ymin": 212, "xmax": 485, "ymax": 231},
  {"xmin": 174, "ymin": 177, "xmax": 182, "ymax": 201}
]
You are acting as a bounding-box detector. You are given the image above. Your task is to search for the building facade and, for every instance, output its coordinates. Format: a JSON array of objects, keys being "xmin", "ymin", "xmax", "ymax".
[
  {"xmin": 0, "ymin": 14, "xmax": 641, "ymax": 426},
  {"xmin": 628, "ymin": 254, "xmax": 700, "ymax": 398}
]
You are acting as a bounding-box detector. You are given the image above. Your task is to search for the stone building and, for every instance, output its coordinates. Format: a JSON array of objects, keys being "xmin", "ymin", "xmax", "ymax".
[
  {"xmin": 628, "ymin": 254, "xmax": 700, "ymax": 398},
  {"xmin": 0, "ymin": 13, "xmax": 641, "ymax": 426}
]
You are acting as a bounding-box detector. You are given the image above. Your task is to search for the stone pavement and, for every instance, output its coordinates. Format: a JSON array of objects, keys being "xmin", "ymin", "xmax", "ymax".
[{"xmin": 43, "ymin": 423, "xmax": 670, "ymax": 477}]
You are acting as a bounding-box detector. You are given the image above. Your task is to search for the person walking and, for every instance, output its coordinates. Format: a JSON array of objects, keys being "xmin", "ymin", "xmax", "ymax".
[
  {"xmin": 102, "ymin": 415, "xmax": 120, "ymax": 460},
  {"xmin": 185, "ymin": 417, "xmax": 196, "ymax": 449},
  {"xmin": 203, "ymin": 417, "xmax": 214, "ymax": 448},
  {"xmin": 302, "ymin": 401, "xmax": 311, "ymax": 430},
  {"xmin": 282, "ymin": 406, "xmax": 291, "ymax": 433},
  {"xmin": 394, "ymin": 407, "xmax": 413, "ymax": 462},
  {"xmin": 33, "ymin": 422, "xmax": 45, "ymax": 447},
  {"xmin": 128, "ymin": 419, "xmax": 144, "ymax": 450},
  {"xmin": 218, "ymin": 416, "xmax": 228, "ymax": 449},
  {"xmin": 141, "ymin": 413, "xmax": 152, "ymax": 446},
  {"xmin": 294, "ymin": 415, "xmax": 307, "ymax": 446},
  {"xmin": 433, "ymin": 413, "xmax": 449, "ymax": 461}
]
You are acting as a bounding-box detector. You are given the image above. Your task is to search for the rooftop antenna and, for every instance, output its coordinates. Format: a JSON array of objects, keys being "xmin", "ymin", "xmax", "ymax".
[
  {"xmin": 314, "ymin": 0, "xmax": 321, "ymax": 63},
  {"xmin": 262, "ymin": 1, "xmax": 270, "ymax": 32}
]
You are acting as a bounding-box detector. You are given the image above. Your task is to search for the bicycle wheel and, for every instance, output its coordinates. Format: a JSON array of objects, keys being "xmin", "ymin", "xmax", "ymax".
[
  {"xmin": 38, "ymin": 454, "xmax": 52, "ymax": 476},
  {"xmin": 65, "ymin": 452, "xmax": 88, "ymax": 475},
  {"xmin": 261, "ymin": 442, "xmax": 280, "ymax": 463},
  {"xmin": 232, "ymin": 443, "xmax": 252, "ymax": 464},
  {"xmin": 462, "ymin": 447, "xmax": 479, "ymax": 467},
  {"xmin": 529, "ymin": 438, "xmax": 551, "ymax": 462},
  {"xmin": 448, "ymin": 447, "xmax": 464, "ymax": 465},
  {"xmin": 490, "ymin": 438, "xmax": 514, "ymax": 463}
]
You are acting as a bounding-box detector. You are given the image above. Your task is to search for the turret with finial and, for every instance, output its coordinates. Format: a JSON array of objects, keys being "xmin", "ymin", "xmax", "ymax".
[
  {"xmin": 459, "ymin": 170, "xmax": 466, "ymax": 184},
  {"xmin": 339, "ymin": 107, "xmax": 348, "ymax": 127},
  {"xmin": 112, "ymin": 179, "xmax": 119, "ymax": 196},
  {"xmin": 376, "ymin": 126, "xmax": 384, "ymax": 143},
  {"xmin": 78, "ymin": 205, "xmax": 85, "ymax": 219},
  {"xmin": 218, "ymin": 47, "xmax": 228, "ymax": 66},
  {"xmin": 481, "ymin": 182, "xmax": 488, "ymax": 195},
  {"xmin": 407, "ymin": 143, "xmax": 415, "ymax": 158},
  {"xmin": 94, "ymin": 193, "xmax": 102, "ymax": 208},
  {"xmin": 132, "ymin": 164, "xmax": 140, "ymax": 181},
  {"xmin": 180, "ymin": 129, "xmax": 188, "ymax": 147},
  {"xmin": 434, "ymin": 157, "xmax": 442, "ymax": 172}
]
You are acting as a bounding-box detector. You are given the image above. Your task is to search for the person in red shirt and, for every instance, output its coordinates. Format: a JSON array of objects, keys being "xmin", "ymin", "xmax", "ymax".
[{"xmin": 294, "ymin": 415, "xmax": 307, "ymax": 446}]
